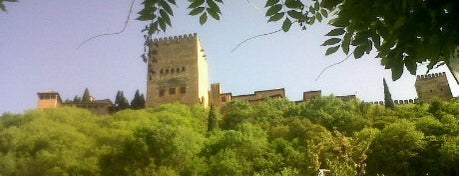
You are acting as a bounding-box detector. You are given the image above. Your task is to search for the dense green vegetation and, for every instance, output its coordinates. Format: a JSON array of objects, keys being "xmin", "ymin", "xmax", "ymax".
[{"xmin": 1, "ymin": 96, "xmax": 459, "ymax": 175}]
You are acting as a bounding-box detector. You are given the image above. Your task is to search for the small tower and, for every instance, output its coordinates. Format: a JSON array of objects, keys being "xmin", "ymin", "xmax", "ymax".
[
  {"xmin": 415, "ymin": 72, "xmax": 453, "ymax": 102},
  {"xmin": 146, "ymin": 33, "xmax": 209, "ymax": 108},
  {"xmin": 37, "ymin": 91, "xmax": 62, "ymax": 109}
]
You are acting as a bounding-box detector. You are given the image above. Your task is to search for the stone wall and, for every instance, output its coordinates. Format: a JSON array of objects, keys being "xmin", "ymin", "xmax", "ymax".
[
  {"xmin": 415, "ymin": 72, "xmax": 452, "ymax": 102},
  {"xmin": 146, "ymin": 33, "xmax": 209, "ymax": 108}
]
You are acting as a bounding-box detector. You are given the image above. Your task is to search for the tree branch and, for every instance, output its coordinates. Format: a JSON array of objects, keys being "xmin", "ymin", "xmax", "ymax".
[
  {"xmin": 315, "ymin": 51, "xmax": 354, "ymax": 81},
  {"xmin": 77, "ymin": 0, "xmax": 136, "ymax": 49},
  {"xmin": 231, "ymin": 29, "xmax": 282, "ymax": 52}
]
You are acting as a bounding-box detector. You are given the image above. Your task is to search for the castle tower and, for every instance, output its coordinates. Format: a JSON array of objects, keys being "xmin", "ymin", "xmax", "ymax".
[
  {"xmin": 146, "ymin": 33, "xmax": 209, "ymax": 108},
  {"xmin": 448, "ymin": 47, "xmax": 459, "ymax": 84},
  {"xmin": 37, "ymin": 91, "xmax": 62, "ymax": 109},
  {"xmin": 415, "ymin": 72, "xmax": 452, "ymax": 102}
]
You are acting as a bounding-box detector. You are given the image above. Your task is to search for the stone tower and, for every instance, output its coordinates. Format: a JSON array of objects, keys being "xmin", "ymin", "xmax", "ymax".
[
  {"xmin": 146, "ymin": 33, "xmax": 209, "ymax": 108},
  {"xmin": 37, "ymin": 91, "xmax": 62, "ymax": 109},
  {"xmin": 415, "ymin": 72, "xmax": 452, "ymax": 102}
]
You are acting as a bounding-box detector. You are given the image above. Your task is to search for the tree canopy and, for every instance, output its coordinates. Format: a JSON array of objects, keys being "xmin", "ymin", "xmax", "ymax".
[{"xmin": 1, "ymin": 97, "xmax": 459, "ymax": 175}]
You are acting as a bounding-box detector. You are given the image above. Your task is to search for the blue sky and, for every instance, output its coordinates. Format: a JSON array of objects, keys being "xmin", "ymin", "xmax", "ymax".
[{"xmin": 1, "ymin": 0, "xmax": 458, "ymax": 114}]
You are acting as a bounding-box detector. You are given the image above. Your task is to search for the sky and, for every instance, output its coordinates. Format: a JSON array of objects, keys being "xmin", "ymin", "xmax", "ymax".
[{"xmin": 1, "ymin": 0, "xmax": 458, "ymax": 114}]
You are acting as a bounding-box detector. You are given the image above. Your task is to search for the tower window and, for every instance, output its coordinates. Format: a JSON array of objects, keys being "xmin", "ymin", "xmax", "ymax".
[
  {"xmin": 181, "ymin": 67, "xmax": 185, "ymax": 72},
  {"xmin": 160, "ymin": 69, "xmax": 164, "ymax": 74},
  {"xmin": 169, "ymin": 88, "xmax": 176, "ymax": 95},
  {"xmin": 166, "ymin": 69, "xmax": 169, "ymax": 73},
  {"xmin": 159, "ymin": 89, "xmax": 165, "ymax": 96},
  {"xmin": 176, "ymin": 68, "xmax": 180, "ymax": 72},
  {"xmin": 171, "ymin": 68, "xmax": 175, "ymax": 73},
  {"xmin": 180, "ymin": 87, "xmax": 186, "ymax": 94}
]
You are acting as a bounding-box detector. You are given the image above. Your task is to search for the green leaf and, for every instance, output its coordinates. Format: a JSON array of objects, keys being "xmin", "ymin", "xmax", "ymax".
[
  {"xmin": 321, "ymin": 9, "xmax": 328, "ymax": 18},
  {"xmin": 342, "ymin": 32, "xmax": 352, "ymax": 54},
  {"xmin": 0, "ymin": 3, "xmax": 6, "ymax": 12},
  {"xmin": 207, "ymin": 0, "xmax": 221, "ymax": 14},
  {"xmin": 321, "ymin": 38, "xmax": 341, "ymax": 46},
  {"xmin": 188, "ymin": 0, "xmax": 205, "ymax": 9},
  {"xmin": 265, "ymin": 0, "xmax": 280, "ymax": 8},
  {"xmin": 268, "ymin": 12, "xmax": 284, "ymax": 22},
  {"xmin": 372, "ymin": 33, "xmax": 381, "ymax": 49},
  {"xmin": 160, "ymin": 9, "xmax": 171, "ymax": 26},
  {"xmin": 159, "ymin": 18, "xmax": 167, "ymax": 31},
  {"xmin": 199, "ymin": 13, "xmax": 208, "ymax": 25},
  {"xmin": 315, "ymin": 12, "xmax": 323, "ymax": 22},
  {"xmin": 265, "ymin": 4, "xmax": 282, "ymax": 17},
  {"xmin": 285, "ymin": 0, "xmax": 303, "ymax": 9},
  {"xmin": 189, "ymin": 7, "xmax": 205, "ymax": 16},
  {"xmin": 208, "ymin": 8, "xmax": 220, "ymax": 20},
  {"xmin": 287, "ymin": 10, "xmax": 306, "ymax": 21},
  {"xmin": 282, "ymin": 18, "xmax": 292, "ymax": 32},
  {"xmin": 325, "ymin": 45, "xmax": 340, "ymax": 55},
  {"xmin": 160, "ymin": 0, "xmax": 174, "ymax": 15},
  {"xmin": 331, "ymin": 17, "xmax": 350, "ymax": 27},
  {"xmin": 325, "ymin": 28, "xmax": 345, "ymax": 36},
  {"xmin": 391, "ymin": 63, "xmax": 403, "ymax": 80},
  {"xmin": 309, "ymin": 6, "xmax": 316, "ymax": 14},
  {"xmin": 354, "ymin": 45, "xmax": 366, "ymax": 59},
  {"xmin": 404, "ymin": 56, "xmax": 417, "ymax": 75},
  {"xmin": 166, "ymin": 0, "xmax": 176, "ymax": 5}
]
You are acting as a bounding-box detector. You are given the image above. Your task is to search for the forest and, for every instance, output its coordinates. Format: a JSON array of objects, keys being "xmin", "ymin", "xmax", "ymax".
[{"xmin": 1, "ymin": 96, "xmax": 458, "ymax": 176}]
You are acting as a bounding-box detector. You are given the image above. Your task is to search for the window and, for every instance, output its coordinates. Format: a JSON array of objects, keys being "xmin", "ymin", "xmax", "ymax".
[
  {"xmin": 221, "ymin": 97, "xmax": 227, "ymax": 102},
  {"xmin": 176, "ymin": 68, "xmax": 180, "ymax": 72},
  {"xmin": 159, "ymin": 89, "xmax": 165, "ymax": 96},
  {"xmin": 166, "ymin": 69, "xmax": 169, "ymax": 73},
  {"xmin": 169, "ymin": 88, "xmax": 176, "ymax": 95},
  {"xmin": 180, "ymin": 87, "xmax": 186, "ymax": 94},
  {"xmin": 160, "ymin": 69, "xmax": 164, "ymax": 74},
  {"xmin": 171, "ymin": 68, "xmax": 175, "ymax": 73},
  {"xmin": 181, "ymin": 67, "xmax": 185, "ymax": 71}
]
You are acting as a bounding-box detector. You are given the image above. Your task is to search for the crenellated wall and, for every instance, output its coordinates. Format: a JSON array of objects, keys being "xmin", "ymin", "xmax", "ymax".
[
  {"xmin": 146, "ymin": 33, "xmax": 209, "ymax": 108},
  {"xmin": 415, "ymin": 72, "xmax": 452, "ymax": 102}
]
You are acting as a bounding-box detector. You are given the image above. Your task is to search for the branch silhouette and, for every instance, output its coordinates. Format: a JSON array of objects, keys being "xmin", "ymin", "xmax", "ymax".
[
  {"xmin": 77, "ymin": 0, "xmax": 136, "ymax": 49},
  {"xmin": 231, "ymin": 29, "xmax": 282, "ymax": 52},
  {"xmin": 315, "ymin": 51, "xmax": 354, "ymax": 81}
]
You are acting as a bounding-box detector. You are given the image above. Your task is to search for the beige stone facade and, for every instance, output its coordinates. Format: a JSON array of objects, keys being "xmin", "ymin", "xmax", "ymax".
[
  {"xmin": 415, "ymin": 72, "xmax": 453, "ymax": 101},
  {"xmin": 146, "ymin": 33, "xmax": 209, "ymax": 108},
  {"xmin": 37, "ymin": 91, "xmax": 63, "ymax": 109},
  {"xmin": 37, "ymin": 91, "xmax": 113, "ymax": 115}
]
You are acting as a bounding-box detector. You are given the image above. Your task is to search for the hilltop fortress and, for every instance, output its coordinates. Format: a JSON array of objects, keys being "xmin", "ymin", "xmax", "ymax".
[
  {"xmin": 37, "ymin": 33, "xmax": 456, "ymax": 113},
  {"xmin": 144, "ymin": 33, "xmax": 454, "ymax": 108}
]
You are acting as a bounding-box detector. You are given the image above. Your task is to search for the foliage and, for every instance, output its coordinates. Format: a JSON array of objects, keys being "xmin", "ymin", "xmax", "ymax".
[
  {"xmin": 112, "ymin": 90, "xmax": 130, "ymax": 112},
  {"xmin": 130, "ymin": 89, "xmax": 146, "ymax": 110},
  {"xmin": 0, "ymin": 0, "xmax": 17, "ymax": 12},
  {"xmin": 82, "ymin": 88, "xmax": 92, "ymax": 103},
  {"xmin": 1, "ymin": 97, "xmax": 459, "ymax": 175},
  {"xmin": 383, "ymin": 78, "xmax": 395, "ymax": 109}
]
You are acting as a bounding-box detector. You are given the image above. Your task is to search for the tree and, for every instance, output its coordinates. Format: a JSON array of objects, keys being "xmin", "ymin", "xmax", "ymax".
[
  {"xmin": 136, "ymin": 0, "xmax": 459, "ymax": 80},
  {"xmin": 130, "ymin": 89, "xmax": 145, "ymax": 110},
  {"xmin": 383, "ymin": 78, "xmax": 395, "ymax": 109},
  {"xmin": 81, "ymin": 88, "xmax": 92, "ymax": 103},
  {"xmin": 113, "ymin": 91, "xmax": 130, "ymax": 112},
  {"xmin": 207, "ymin": 104, "xmax": 219, "ymax": 132},
  {"xmin": 73, "ymin": 95, "xmax": 82, "ymax": 103}
]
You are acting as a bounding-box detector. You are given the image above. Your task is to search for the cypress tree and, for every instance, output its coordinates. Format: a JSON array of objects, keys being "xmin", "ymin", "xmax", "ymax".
[
  {"xmin": 82, "ymin": 88, "xmax": 92, "ymax": 103},
  {"xmin": 207, "ymin": 104, "xmax": 219, "ymax": 132},
  {"xmin": 130, "ymin": 90, "xmax": 145, "ymax": 109},
  {"xmin": 114, "ymin": 91, "xmax": 130, "ymax": 111},
  {"xmin": 383, "ymin": 78, "xmax": 395, "ymax": 109},
  {"xmin": 73, "ymin": 95, "xmax": 81, "ymax": 103}
]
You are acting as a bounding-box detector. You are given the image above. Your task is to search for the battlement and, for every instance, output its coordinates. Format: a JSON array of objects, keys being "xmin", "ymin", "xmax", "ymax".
[
  {"xmin": 416, "ymin": 72, "xmax": 447, "ymax": 79},
  {"xmin": 152, "ymin": 33, "xmax": 198, "ymax": 43},
  {"xmin": 370, "ymin": 99, "xmax": 418, "ymax": 105}
]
